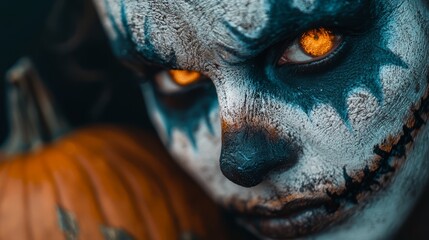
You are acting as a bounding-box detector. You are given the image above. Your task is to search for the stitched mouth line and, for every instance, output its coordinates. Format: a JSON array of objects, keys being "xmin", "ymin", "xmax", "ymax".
[
  {"xmin": 223, "ymin": 76, "xmax": 429, "ymax": 234},
  {"xmin": 326, "ymin": 81, "xmax": 429, "ymax": 210}
]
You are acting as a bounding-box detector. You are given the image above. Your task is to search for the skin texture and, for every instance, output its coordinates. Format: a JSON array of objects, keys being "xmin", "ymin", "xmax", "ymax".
[{"xmin": 92, "ymin": 0, "xmax": 429, "ymax": 239}]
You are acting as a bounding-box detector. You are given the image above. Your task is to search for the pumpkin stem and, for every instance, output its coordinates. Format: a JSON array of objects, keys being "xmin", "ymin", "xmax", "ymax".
[{"xmin": 2, "ymin": 58, "xmax": 70, "ymax": 154}]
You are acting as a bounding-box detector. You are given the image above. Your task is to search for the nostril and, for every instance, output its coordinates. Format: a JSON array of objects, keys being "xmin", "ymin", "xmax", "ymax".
[
  {"xmin": 220, "ymin": 156, "xmax": 267, "ymax": 187},
  {"xmin": 220, "ymin": 128, "xmax": 300, "ymax": 187}
]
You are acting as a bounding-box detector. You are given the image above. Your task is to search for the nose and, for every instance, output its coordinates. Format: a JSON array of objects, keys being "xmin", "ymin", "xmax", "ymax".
[{"xmin": 220, "ymin": 127, "xmax": 300, "ymax": 187}]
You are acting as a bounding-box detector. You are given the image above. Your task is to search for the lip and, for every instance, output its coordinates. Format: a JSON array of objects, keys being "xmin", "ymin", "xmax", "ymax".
[{"xmin": 236, "ymin": 198, "xmax": 347, "ymax": 239}]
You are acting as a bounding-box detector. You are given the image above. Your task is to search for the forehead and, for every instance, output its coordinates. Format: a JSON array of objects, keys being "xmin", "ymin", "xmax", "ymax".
[{"xmin": 100, "ymin": 0, "xmax": 369, "ymax": 68}]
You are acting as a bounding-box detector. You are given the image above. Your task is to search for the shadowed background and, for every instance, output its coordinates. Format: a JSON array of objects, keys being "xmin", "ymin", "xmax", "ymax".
[
  {"xmin": 0, "ymin": 0, "xmax": 152, "ymax": 144},
  {"xmin": 0, "ymin": 1, "xmax": 54, "ymax": 141}
]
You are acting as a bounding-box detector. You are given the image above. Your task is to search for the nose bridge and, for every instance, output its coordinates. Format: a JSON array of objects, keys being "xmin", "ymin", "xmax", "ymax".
[
  {"xmin": 216, "ymin": 79, "xmax": 268, "ymax": 130},
  {"xmin": 215, "ymin": 78, "xmax": 301, "ymax": 187}
]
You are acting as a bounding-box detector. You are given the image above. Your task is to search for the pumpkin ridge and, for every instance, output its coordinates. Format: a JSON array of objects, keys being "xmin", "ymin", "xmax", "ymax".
[
  {"xmin": 66, "ymin": 136, "xmax": 152, "ymax": 240},
  {"xmin": 28, "ymin": 150, "xmax": 64, "ymax": 240},
  {"xmin": 0, "ymin": 162, "xmax": 12, "ymax": 211},
  {"xmin": 0, "ymin": 159, "xmax": 27, "ymax": 239},
  {"xmin": 96, "ymin": 147, "xmax": 156, "ymax": 239},
  {"xmin": 94, "ymin": 130, "xmax": 232, "ymax": 239},
  {"xmin": 39, "ymin": 148, "xmax": 81, "ymax": 240},
  {"xmin": 105, "ymin": 149, "xmax": 182, "ymax": 240},
  {"xmin": 104, "ymin": 140, "xmax": 184, "ymax": 234},
  {"xmin": 23, "ymin": 157, "xmax": 34, "ymax": 240},
  {"xmin": 0, "ymin": 161, "xmax": 13, "ymax": 238},
  {"xmin": 95, "ymin": 129, "xmax": 162, "ymax": 162},
  {"xmin": 48, "ymin": 143, "xmax": 106, "ymax": 240},
  {"xmin": 78, "ymin": 129, "xmax": 178, "ymax": 192},
  {"xmin": 80, "ymin": 129, "xmax": 175, "ymax": 185},
  {"xmin": 101, "ymin": 163, "xmax": 150, "ymax": 239},
  {"xmin": 36, "ymin": 150, "xmax": 60, "ymax": 203},
  {"xmin": 61, "ymin": 144, "xmax": 110, "ymax": 228},
  {"xmin": 85, "ymin": 129, "xmax": 173, "ymax": 179},
  {"xmin": 88, "ymin": 130, "xmax": 198, "ymax": 231},
  {"xmin": 78, "ymin": 131, "xmax": 178, "ymax": 240}
]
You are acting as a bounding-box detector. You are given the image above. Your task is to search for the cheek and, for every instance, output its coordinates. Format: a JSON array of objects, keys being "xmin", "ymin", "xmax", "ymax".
[
  {"xmin": 142, "ymin": 84, "xmax": 278, "ymax": 202},
  {"xmin": 313, "ymin": 0, "xmax": 429, "ymax": 166},
  {"xmin": 345, "ymin": 0, "xmax": 429, "ymax": 161},
  {"xmin": 381, "ymin": 0, "xmax": 429, "ymax": 109},
  {"xmin": 378, "ymin": 6, "xmax": 429, "ymax": 123},
  {"xmin": 167, "ymin": 107, "xmax": 222, "ymax": 183},
  {"xmin": 144, "ymin": 98, "xmax": 269, "ymax": 201},
  {"xmin": 141, "ymin": 84, "xmax": 234, "ymax": 198}
]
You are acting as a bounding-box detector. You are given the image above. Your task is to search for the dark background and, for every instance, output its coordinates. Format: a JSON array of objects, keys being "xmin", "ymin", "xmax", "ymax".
[
  {"xmin": 0, "ymin": 0, "xmax": 152, "ymax": 144},
  {"xmin": 0, "ymin": 1, "xmax": 55, "ymax": 141}
]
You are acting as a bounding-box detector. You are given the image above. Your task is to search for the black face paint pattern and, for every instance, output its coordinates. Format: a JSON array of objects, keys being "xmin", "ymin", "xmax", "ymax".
[
  {"xmin": 216, "ymin": 0, "xmax": 371, "ymax": 64},
  {"xmin": 103, "ymin": 0, "xmax": 134, "ymax": 62},
  {"xmin": 104, "ymin": 0, "xmax": 219, "ymax": 149},
  {"xmin": 104, "ymin": 0, "xmax": 409, "ymax": 158},
  {"xmin": 264, "ymin": 28, "xmax": 407, "ymax": 124},
  {"xmin": 147, "ymin": 81, "xmax": 218, "ymax": 148},
  {"xmin": 103, "ymin": 0, "xmax": 170, "ymax": 72},
  {"xmin": 260, "ymin": 3, "xmax": 408, "ymax": 124}
]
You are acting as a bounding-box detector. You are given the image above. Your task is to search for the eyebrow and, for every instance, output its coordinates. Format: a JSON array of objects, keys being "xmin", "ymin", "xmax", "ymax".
[{"xmin": 218, "ymin": 0, "xmax": 371, "ymax": 63}]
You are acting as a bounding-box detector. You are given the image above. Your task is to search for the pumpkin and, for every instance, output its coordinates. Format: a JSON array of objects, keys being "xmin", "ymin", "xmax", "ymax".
[{"xmin": 0, "ymin": 59, "xmax": 245, "ymax": 240}]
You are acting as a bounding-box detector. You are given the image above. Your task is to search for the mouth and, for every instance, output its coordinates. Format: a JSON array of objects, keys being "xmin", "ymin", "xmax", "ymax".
[
  {"xmin": 233, "ymin": 83, "xmax": 429, "ymax": 239},
  {"xmin": 237, "ymin": 198, "xmax": 346, "ymax": 239}
]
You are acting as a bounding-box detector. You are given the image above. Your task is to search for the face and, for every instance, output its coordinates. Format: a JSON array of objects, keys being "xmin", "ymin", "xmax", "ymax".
[{"xmin": 93, "ymin": 0, "xmax": 429, "ymax": 238}]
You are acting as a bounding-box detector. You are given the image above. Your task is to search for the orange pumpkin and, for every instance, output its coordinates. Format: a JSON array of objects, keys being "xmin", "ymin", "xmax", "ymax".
[
  {"xmin": 0, "ymin": 59, "xmax": 244, "ymax": 240},
  {"xmin": 0, "ymin": 125, "xmax": 240, "ymax": 240}
]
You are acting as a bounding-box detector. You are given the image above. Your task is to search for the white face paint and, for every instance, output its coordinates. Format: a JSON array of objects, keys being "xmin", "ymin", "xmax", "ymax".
[{"xmin": 93, "ymin": 0, "xmax": 429, "ymax": 238}]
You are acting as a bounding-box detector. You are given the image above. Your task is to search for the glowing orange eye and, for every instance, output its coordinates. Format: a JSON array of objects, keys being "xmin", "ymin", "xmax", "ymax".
[
  {"xmin": 168, "ymin": 70, "xmax": 202, "ymax": 86},
  {"xmin": 299, "ymin": 28, "xmax": 336, "ymax": 57},
  {"xmin": 278, "ymin": 27, "xmax": 342, "ymax": 65}
]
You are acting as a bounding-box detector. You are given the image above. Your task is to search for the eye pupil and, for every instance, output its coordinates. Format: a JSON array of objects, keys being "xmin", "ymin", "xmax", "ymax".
[
  {"xmin": 169, "ymin": 70, "xmax": 202, "ymax": 86},
  {"xmin": 299, "ymin": 28, "xmax": 336, "ymax": 57}
]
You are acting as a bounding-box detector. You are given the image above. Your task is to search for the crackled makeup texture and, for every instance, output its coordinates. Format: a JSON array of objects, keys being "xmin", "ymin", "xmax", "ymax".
[{"xmin": 93, "ymin": 0, "xmax": 429, "ymax": 239}]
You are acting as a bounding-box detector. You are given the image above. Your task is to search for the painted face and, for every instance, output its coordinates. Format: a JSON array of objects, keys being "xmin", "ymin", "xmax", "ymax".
[{"xmin": 93, "ymin": 0, "xmax": 429, "ymax": 238}]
